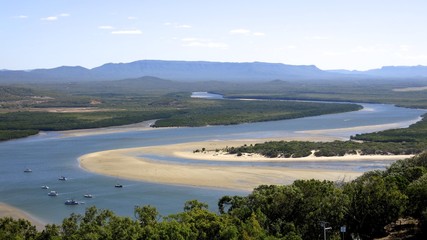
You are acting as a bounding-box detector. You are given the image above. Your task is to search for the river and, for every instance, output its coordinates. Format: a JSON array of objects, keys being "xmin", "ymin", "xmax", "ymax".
[{"xmin": 0, "ymin": 92, "xmax": 425, "ymax": 224}]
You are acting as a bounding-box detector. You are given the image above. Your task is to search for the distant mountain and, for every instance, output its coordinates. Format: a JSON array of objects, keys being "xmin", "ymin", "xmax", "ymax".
[
  {"xmin": 0, "ymin": 60, "xmax": 337, "ymax": 83},
  {"xmin": 91, "ymin": 60, "xmax": 335, "ymax": 81},
  {"xmin": 0, "ymin": 66, "xmax": 94, "ymax": 82},
  {"xmin": 327, "ymin": 65, "xmax": 427, "ymax": 79},
  {"xmin": 1, "ymin": 60, "xmax": 427, "ymax": 83},
  {"xmin": 364, "ymin": 65, "xmax": 427, "ymax": 78}
]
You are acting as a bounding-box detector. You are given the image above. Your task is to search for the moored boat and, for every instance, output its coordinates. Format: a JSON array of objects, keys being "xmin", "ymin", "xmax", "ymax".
[
  {"xmin": 24, "ymin": 168, "xmax": 32, "ymax": 173},
  {"xmin": 41, "ymin": 185, "xmax": 49, "ymax": 189},
  {"xmin": 84, "ymin": 194, "xmax": 93, "ymax": 198},
  {"xmin": 48, "ymin": 191, "xmax": 58, "ymax": 196},
  {"xmin": 64, "ymin": 200, "xmax": 79, "ymax": 205},
  {"xmin": 58, "ymin": 176, "xmax": 67, "ymax": 181}
]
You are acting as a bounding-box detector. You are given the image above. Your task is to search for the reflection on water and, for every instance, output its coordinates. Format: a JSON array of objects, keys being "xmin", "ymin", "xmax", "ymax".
[{"xmin": 0, "ymin": 93, "xmax": 425, "ymax": 224}]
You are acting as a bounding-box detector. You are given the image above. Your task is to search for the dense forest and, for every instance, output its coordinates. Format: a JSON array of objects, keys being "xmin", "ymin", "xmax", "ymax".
[
  {"xmin": 1, "ymin": 152, "xmax": 427, "ymax": 239},
  {"xmin": 0, "ymin": 85, "xmax": 361, "ymax": 141}
]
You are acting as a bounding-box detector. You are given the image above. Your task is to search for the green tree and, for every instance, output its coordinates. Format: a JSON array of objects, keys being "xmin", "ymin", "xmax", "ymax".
[
  {"xmin": 134, "ymin": 205, "xmax": 159, "ymax": 227},
  {"xmin": 0, "ymin": 217, "xmax": 38, "ymax": 240},
  {"xmin": 406, "ymin": 173, "xmax": 427, "ymax": 218},
  {"xmin": 344, "ymin": 173, "xmax": 407, "ymax": 238},
  {"xmin": 36, "ymin": 224, "xmax": 61, "ymax": 240}
]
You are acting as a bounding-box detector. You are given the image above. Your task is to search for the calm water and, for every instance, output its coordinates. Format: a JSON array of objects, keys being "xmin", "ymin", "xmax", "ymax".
[{"xmin": 0, "ymin": 93, "xmax": 425, "ymax": 224}]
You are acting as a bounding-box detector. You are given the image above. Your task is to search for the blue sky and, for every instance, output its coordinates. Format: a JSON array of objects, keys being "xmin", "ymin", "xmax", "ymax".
[{"xmin": 2, "ymin": 0, "xmax": 427, "ymax": 70}]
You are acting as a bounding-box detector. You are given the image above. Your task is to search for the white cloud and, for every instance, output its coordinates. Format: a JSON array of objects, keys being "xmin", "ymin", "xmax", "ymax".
[
  {"xmin": 127, "ymin": 16, "xmax": 138, "ymax": 20},
  {"xmin": 229, "ymin": 28, "xmax": 265, "ymax": 36},
  {"xmin": 181, "ymin": 38, "xmax": 228, "ymax": 49},
  {"xmin": 40, "ymin": 13, "xmax": 70, "ymax": 21},
  {"xmin": 111, "ymin": 29, "xmax": 142, "ymax": 35},
  {"xmin": 99, "ymin": 25, "xmax": 114, "ymax": 30},
  {"xmin": 41, "ymin": 16, "xmax": 58, "ymax": 21},
  {"xmin": 176, "ymin": 24, "xmax": 192, "ymax": 29},
  {"xmin": 164, "ymin": 22, "xmax": 192, "ymax": 29}
]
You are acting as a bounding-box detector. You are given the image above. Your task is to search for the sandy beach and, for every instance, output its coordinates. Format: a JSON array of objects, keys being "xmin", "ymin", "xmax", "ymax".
[
  {"xmin": 79, "ymin": 136, "xmax": 412, "ymax": 191},
  {"xmin": 0, "ymin": 202, "xmax": 46, "ymax": 230}
]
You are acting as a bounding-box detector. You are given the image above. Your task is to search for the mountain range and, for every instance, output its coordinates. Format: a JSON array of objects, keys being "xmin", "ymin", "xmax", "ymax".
[{"xmin": 1, "ymin": 60, "xmax": 427, "ymax": 83}]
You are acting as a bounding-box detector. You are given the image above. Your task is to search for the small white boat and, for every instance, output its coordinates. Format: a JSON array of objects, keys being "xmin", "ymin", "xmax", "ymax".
[
  {"xmin": 24, "ymin": 168, "xmax": 32, "ymax": 173},
  {"xmin": 48, "ymin": 191, "xmax": 58, "ymax": 196},
  {"xmin": 84, "ymin": 194, "xmax": 93, "ymax": 198},
  {"xmin": 58, "ymin": 176, "xmax": 67, "ymax": 181},
  {"xmin": 41, "ymin": 185, "xmax": 49, "ymax": 189},
  {"xmin": 64, "ymin": 200, "xmax": 80, "ymax": 205}
]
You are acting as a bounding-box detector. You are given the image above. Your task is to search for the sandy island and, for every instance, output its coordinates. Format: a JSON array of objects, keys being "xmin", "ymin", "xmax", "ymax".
[
  {"xmin": 79, "ymin": 136, "xmax": 412, "ymax": 191},
  {"xmin": 0, "ymin": 202, "xmax": 46, "ymax": 230}
]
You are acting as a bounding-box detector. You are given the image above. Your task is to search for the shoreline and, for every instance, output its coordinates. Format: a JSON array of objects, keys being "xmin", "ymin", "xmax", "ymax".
[
  {"xmin": 79, "ymin": 137, "xmax": 412, "ymax": 191},
  {"xmin": 0, "ymin": 202, "xmax": 46, "ymax": 230}
]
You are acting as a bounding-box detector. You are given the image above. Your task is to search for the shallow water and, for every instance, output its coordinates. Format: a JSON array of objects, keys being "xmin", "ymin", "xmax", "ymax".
[{"xmin": 0, "ymin": 94, "xmax": 425, "ymax": 224}]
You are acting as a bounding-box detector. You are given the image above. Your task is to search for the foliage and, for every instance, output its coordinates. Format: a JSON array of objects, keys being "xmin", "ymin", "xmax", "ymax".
[
  {"xmin": 406, "ymin": 173, "xmax": 427, "ymax": 218},
  {"xmin": 0, "ymin": 217, "xmax": 38, "ymax": 240},
  {"xmin": 226, "ymin": 140, "xmax": 425, "ymax": 158},
  {"xmin": 352, "ymin": 113, "xmax": 427, "ymax": 143},
  {"xmin": 153, "ymin": 99, "xmax": 361, "ymax": 127},
  {"xmin": 223, "ymin": 114, "xmax": 427, "ymax": 158},
  {"xmin": 343, "ymin": 172, "xmax": 408, "ymax": 238}
]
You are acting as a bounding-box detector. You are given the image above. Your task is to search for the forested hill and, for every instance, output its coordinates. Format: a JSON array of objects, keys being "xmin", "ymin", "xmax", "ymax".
[{"xmin": 2, "ymin": 60, "xmax": 427, "ymax": 83}]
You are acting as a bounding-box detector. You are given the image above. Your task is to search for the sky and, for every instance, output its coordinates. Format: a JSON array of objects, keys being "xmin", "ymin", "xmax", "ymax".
[{"xmin": 2, "ymin": 0, "xmax": 427, "ymax": 71}]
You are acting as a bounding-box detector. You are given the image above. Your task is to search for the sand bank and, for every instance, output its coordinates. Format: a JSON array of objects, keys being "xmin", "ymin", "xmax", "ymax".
[
  {"xmin": 58, "ymin": 120, "xmax": 158, "ymax": 137},
  {"xmin": 0, "ymin": 202, "xmax": 46, "ymax": 230},
  {"xmin": 79, "ymin": 138, "xmax": 411, "ymax": 191}
]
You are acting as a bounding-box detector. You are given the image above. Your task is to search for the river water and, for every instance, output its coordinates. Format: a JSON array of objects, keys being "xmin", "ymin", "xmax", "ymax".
[{"xmin": 0, "ymin": 92, "xmax": 425, "ymax": 224}]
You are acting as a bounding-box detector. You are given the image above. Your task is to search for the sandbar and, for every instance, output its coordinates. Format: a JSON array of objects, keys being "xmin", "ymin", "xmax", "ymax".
[
  {"xmin": 79, "ymin": 137, "xmax": 411, "ymax": 191},
  {"xmin": 58, "ymin": 120, "xmax": 158, "ymax": 137},
  {"xmin": 0, "ymin": 202, "xmax": 46, "ymax": 230}
]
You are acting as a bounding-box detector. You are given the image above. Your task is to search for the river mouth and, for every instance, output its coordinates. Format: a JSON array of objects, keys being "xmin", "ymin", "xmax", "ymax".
[{"xmin": 0, "ymin": 92, "xmax": 425, "ymax": 224}]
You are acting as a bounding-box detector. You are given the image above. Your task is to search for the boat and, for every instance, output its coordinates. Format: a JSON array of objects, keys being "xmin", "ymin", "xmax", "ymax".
[
  {"xmin": 114, "ymin": 184, "xmax": 123, "ymax": 188},
  {"xmin": 41, "ymin": 185, "xmax": 49, "ymax": 189},
  {"xmin": 48, "ymin": 191, "xmax": 58, "ymax": 196},
  {"xmin": 64, "ymin": 199, "xmax": 79, "ymax": 205},
  {"xmin": 84, "ymin": 194, "xmax": 93, "ymax": 198},
  {"xmin": 58, "ymin": 176, "xmax": 67, "ymax": 181},
  {"xmin": 24, "ymin": 168, "xmax": 32, "ymax": 173}
]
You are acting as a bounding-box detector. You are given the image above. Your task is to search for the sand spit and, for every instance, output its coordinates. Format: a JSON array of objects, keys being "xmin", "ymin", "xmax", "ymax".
[{"xmin": 79, "ymin": 138, "xmax": 411, "ymax": 191}]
